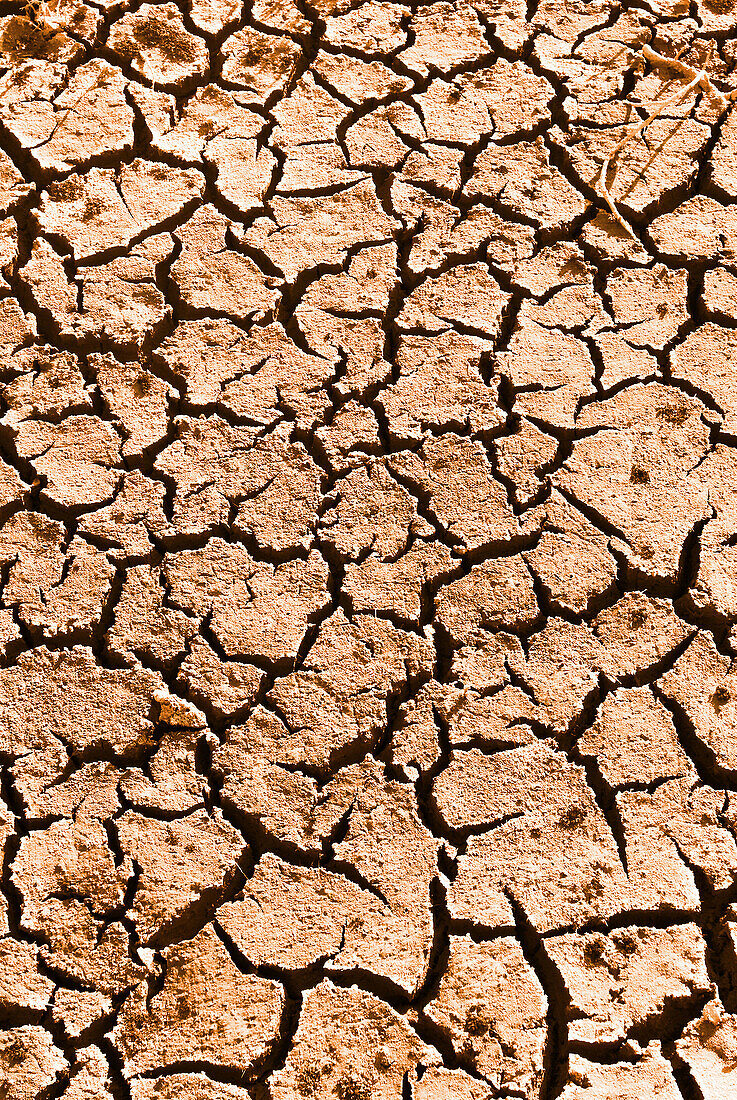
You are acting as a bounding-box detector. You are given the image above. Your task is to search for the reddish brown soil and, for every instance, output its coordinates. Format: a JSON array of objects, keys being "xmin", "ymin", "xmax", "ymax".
[{"xmin": 2, "ymin": 1, "xmax": 737, "ymax": 1098}]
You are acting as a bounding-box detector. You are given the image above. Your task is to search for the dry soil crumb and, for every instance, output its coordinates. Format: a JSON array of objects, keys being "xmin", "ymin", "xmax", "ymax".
[{"xmin": 2, "ymin": 2, "xmax": 737, "ymax": 1098}]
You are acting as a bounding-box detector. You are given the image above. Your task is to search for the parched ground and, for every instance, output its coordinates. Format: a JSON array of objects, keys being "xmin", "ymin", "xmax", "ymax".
[{"xmin": 3, "ymin": 0, "xmax": 737, "ymax": 1097}]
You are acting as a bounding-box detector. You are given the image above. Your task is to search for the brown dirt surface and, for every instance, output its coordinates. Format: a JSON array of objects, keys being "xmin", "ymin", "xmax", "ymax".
[{"xmin": 3, "ymin": 2, "xmax": 737, "ymax": 1098}]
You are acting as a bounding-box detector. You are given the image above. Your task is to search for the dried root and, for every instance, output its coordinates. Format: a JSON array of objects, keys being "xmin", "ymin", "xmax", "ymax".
[
  {"xmin": 24, "ymin": 0, "xmax": 64, "ymax": 25},
  {"xmin": 596, "ymin": 43, "xmax": 737, "ymax": 238}
]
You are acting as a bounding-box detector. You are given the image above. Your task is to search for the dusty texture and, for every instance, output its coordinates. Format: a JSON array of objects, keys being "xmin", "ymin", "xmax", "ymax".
[{"xmin": 2, "ymin": 2, "xmax": 737, "ymax": 1098}]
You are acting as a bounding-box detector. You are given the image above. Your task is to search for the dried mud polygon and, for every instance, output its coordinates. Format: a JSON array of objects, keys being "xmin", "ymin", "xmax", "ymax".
[{"xmin": 2, "ymin": 1, "xmax": 737, "ymax": 1098}]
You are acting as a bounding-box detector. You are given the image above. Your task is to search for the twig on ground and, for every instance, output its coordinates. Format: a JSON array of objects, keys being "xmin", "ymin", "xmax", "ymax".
[{"xmin": 595, "ymin": 43, "xmax": 737, "ymax": 238}]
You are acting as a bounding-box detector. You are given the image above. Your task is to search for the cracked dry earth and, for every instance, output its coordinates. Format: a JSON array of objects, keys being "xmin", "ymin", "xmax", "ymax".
[{"xmin": 7, "ymin": 2, "xmax": 737, "ymax": 1100}]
